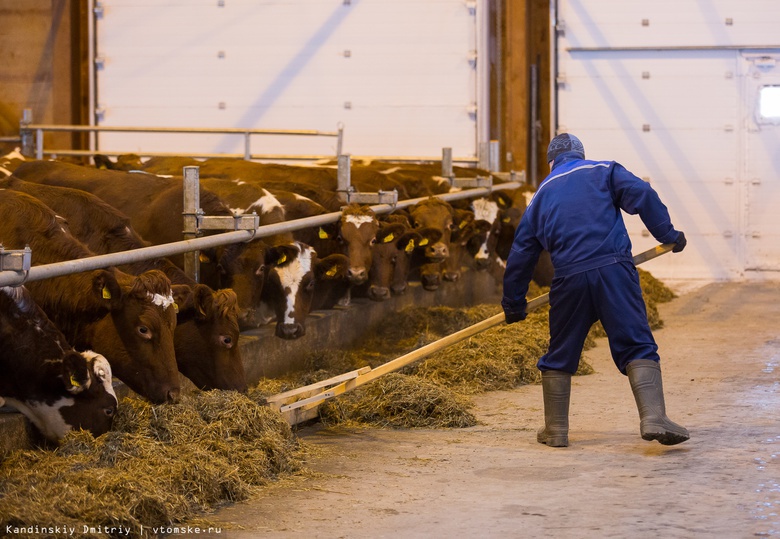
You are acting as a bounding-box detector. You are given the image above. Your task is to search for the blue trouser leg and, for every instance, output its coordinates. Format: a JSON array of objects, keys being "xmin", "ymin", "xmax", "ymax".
[
  {"xmin": 538, "ymin": 272, "xmax": 598, "ymax": 374},
  {"xmin": 593, "ymin": 263, "xmax": 659, "ymax": 373},
  {"xmin": 538, "ymin": 262, "xmax": 658, "ymax": 374}
]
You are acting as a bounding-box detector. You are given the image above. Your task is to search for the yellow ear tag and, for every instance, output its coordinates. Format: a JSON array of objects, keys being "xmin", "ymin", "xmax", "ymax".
[
  {"xmin": 318, "ymin": 227, "xmax": 329, "ymax": 239},
  {"xmin": 502, "ymin": 217, "xmax": 510, "ymax": 223},
  {"xmin": 459, "ymin": 221, "xmax": 467, "ymax": 229},
  {"xmin": 102, "ymin": 286, "xmax": 112, "ymax": 300},
  {"xmin": 383, "ymin": 233, "xmax": 395, "ymax": 243},
  {"xmin": 326, "ymin": 266, "xmax": 338, "ymax": 277},
  {"xmin": 173, "ymin": 303, "xmax": 179, "ymax": 314},
  {"xmin": 199, "ymin": 253, "xmax": 211, "ymax": 263},
  {"xmin": 277, "ymin": 254, "xmax": 287, "ymax": 265},
  {"xmin": 405, "ymin": 239, "xmax": 415, "ymax": 253},
  {"xmin": 69, "ymin": 375, "xmax": 82, "ymax": 388},
  {"xmin": 419, "ymin": 238, "xmax": 429, "ymax": 246}
]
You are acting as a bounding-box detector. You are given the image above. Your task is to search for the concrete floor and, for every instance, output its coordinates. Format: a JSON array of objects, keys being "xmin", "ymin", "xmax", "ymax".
[{"xmin": 192, "ymin": 281, "xmax": 780, "ymax": 538}]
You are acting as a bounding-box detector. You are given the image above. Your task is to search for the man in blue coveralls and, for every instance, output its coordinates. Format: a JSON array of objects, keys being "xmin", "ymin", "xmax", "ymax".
[{"xmin": 502, "ymin": 133, "xmax": 689, "ymax": 447}]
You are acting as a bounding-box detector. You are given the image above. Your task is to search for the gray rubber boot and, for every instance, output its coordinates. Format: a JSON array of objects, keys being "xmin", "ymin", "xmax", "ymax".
[
  {"xmin": 627, "ymin": 359, "xmax": 690, "ymax": 446},
  {"xmin": 537, "ymin": 370, "xmax": 571, "ymax": 447}
]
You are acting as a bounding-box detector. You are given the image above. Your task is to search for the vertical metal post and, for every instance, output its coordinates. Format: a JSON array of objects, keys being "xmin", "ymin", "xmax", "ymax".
[
  {"xmin": 337, "ymin": 154, "xmax": 351, "ymax": 203},
  {"xmin": 478, "ymin": 141, "xmax": 490, "ymax": 170},
  {"xmin": 336, "ymin": 123, "xmax": 344, "ymax": 157},
  {"xmin": 182, "ymin": 166, "xmax": 201, "ymax": 282},
  {"xmin": 36, "ymin": 130, "xmax": 44, "ymax": 160},
  {"xmin": 442, "ymin": 147, "xmax": 454, "ymax": 179},
  {"xmin": 488, "ymin": 140, "xmax": 500, "ymax": 172},
  {"xmin": 244, "ymin": 132, "xmax": 251, "ymax": 160},
  {"xmin": 20, "ymin": 109, "xmax": 33, "ymax": 157}
]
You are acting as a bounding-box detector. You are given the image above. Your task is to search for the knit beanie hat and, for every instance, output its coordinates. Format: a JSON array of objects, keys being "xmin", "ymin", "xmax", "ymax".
[{"xmin": 546, "ymin": 133, "xmax": 585, "ymax": 164}]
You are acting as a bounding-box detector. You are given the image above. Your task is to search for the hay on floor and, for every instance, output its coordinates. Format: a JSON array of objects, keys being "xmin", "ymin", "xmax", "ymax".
[
  {"xmin": 0, "ymin": 391, "xmax": 303, "ymax": 537},
  {"xmin": 319, "ymin": 373, "xmax": 476, "ymax": 429}
]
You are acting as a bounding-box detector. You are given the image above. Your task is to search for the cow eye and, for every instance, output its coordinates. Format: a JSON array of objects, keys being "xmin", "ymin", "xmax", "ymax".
[
  {"xmin": 370, "ymin": 238, "xmax": 377, "ymax": 245},
  {"xmin": 306, "ymin": 279, "xmax": 316, "ymax": 292},
  {"xmin": 104, "ymin": 407, "xmax": 115, "ymax": 418},
  {"xmin": 137, "ymin": 325, "xmax": 152, "ymax": 340},
  {"xmin": 219, "ymin": 335, "xmax": 233, "ymax": 348}
]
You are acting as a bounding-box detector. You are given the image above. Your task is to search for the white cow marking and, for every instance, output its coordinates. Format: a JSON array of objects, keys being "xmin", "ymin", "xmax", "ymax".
[
  {"xmin": 251, "ymin": 189, "xmax": 284, "ymax": 216},
  {"xmin": 344, "ymin": 215, "xmax": 375, "ymax": 227},
  {"xmin": 147, "ymin": 292, "xmax": 175, "ymax": 310},
  {"xmin": 274, "ymin": 244, "xmax": 314, "ymax": 324}
]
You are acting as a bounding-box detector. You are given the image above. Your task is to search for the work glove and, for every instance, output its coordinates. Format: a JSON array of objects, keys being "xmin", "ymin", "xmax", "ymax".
[
  {"xmin": 504, "ymin": 310, "xmax": 527, "ymax": 325},
  {"xmin": 673, "ymin": 231, "xmax": 687, "ymax": 253}
]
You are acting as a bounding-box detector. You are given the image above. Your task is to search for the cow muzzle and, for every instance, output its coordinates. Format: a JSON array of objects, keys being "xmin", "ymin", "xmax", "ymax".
[
  {"xmin": 368, "ymin": 285, "xmax": 391, "ymax": 301},
  {"xmin": 347, "ymin": 267, "xmax": 368, "ymax": 285},
  {"xmin": 425, "ymin": 242, "xmax": 449, "ymax": 262},
  {"xmin": 276, "ymin": 322, "xmax": 305, "ymax": 340}
]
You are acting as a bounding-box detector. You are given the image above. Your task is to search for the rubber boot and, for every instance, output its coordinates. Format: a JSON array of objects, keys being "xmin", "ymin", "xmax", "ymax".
[
  {"xmin": 537, "ymin": 370, "xmax": 571, "ymax": 447},
  {"xmin": 627, "ymin": 359, "xmax": 690, "ymax": 446}
]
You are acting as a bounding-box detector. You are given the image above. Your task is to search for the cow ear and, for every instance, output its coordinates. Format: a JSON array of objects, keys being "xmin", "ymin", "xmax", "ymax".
[
  {"xmin": 265, "ymin": 244, "xmax": 297, "ymax": 268},
  {"xmin": 377, "ymin": 223, "xmax": 405, "ymax": 245},
  {"xmin": 91, "ymin": 270, "xmax": 122, "ymax": 309},
  {"xmin": 492, "ymin": 191, "xmax": 514, "ymax": 209},
  {"xmin": 61, "ymin": 351, "xmax": 91, "ymax": 394},
  {"xmin": 454, "ymin": 209, "xmax": 475, "ymax": 229},
  {"xmin": 417, "ymin": 227, "xmax": 443, "ymax": 246},
  {"xmin": 315, "ymin": 254, "xmax": 349, "ymax": 280},
  {"xmin": 397, "ymin": 231, "xmax": 422, "ymax": 253},
  {"xmin": 171, "ymin": 284, "xmax": 194, "ymax": 315},
  {"xmin": 192, "ymin": 284, "xmax": 215, "ymax": 319}
]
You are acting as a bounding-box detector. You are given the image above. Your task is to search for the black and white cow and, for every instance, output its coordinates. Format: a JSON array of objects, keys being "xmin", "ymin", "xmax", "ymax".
[{"xmin": 0, "ymin": 286, "xmax": 118, "ymax": 442}]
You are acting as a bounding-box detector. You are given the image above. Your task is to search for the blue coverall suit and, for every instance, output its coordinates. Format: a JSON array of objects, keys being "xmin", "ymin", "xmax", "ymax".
[{"xmin": 501, "ymin": 151, "xmax": 683, "ymax": 375}]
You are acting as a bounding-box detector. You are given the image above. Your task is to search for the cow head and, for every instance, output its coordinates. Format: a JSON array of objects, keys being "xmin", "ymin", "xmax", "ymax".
[
  {"xmin": 171, "ymin": 284, "xmax": 247, "ymax": 392},
  {"xmin": 441, "ymin": 209, "xmax": 479, "ymax": 282},
  {"xmin": 212, "ymin": 240, "xmax": 268, "ymax": 330},
  {"xmin": 409, "ymin": 198, "xmax": 456, "ymax": 290},
  {"xmin": 262, "ymin": 242, "xmax": 349, "ymax": 340},
  {"xmin": 0, "ymin": 286, "xmax": 117, "ymax": 442},
  {"xmin": 86, "ymin": 269, "xmax": 180, "ymax": 404},
  {"xmin": 470, "ymin": 196, "xmax": 504, "ymax": 270},
  {"xmin": 338, "ymin": 204, "xmax": 379, "ymax": 285},
  {"xmin": 409, "ymin": 197, "xmax": 454, "ymax": 262},
  {"xmin": 367, "ymin": 221, "xmax": 422, "ymax": 301}
]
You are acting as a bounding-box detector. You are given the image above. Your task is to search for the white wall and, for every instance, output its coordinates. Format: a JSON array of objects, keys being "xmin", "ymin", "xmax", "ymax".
[
  {"xmin": 94, "ymin": 0, "xmax": 485, "ymax": 162},
  {"xmin": 556, "ymin": 0, "xmax": 780, "ymax": 281}
]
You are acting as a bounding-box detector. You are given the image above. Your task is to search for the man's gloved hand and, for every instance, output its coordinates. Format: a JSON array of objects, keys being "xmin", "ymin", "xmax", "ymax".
[
  {"xmin": 504, "ymin": 310, "xmax": 527, "ymax": 325},
  {"xmin": 673, "ymin": 231, "xmax": 687, "ymax": 253}
]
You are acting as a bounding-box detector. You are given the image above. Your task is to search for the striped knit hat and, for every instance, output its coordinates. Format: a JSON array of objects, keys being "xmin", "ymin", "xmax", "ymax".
[{"xmin": 546, "ymin": 133, "xmax": 585, "ymax": 164}]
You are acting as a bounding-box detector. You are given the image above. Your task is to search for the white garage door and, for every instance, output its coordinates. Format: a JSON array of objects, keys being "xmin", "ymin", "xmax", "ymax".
[
  {"xmin": 93, "ymin": 0, "xmax": 486, "ymax": 162},
  {"xmin": 556, "ymin": 1, "xmax": 780, "ymax": 281}
]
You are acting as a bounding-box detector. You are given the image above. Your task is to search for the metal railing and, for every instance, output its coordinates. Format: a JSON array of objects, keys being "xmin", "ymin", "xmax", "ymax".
[
  {"xmin": 0, "ymin": 179, "xmax": 524, "ymax": 288},
  {"xmin": 18, "ymin": 109, "xmax": 343, "ymax": 162}
]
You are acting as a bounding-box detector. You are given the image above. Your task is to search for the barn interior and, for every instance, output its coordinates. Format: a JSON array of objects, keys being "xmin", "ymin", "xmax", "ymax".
[{"xmin": 1, "ymin": 1, "xmax": 779, "ymax": 537}]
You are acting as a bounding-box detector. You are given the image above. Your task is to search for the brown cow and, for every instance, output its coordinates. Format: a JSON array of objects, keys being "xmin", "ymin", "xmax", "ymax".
[
  {"xmin": 0, "ymin": 285, "xmax": 118, "ymax": 442},
  {"xmin": 11, "ymin": 160, "xmax": 274, "ymax": 330},
  {"xmin": 0, "ymin": 189, "xmax": 180, "ymax": 404},
  {"xmin": 353, "ymin": 216, "xmax": 422, "ymax": 301},
  {"xmin": 408, "ymin": 197, "xmax": 457, "ymax": 290},
  {"xmin": 0, "ymin": 176, "xmax": 247, "ymax": 392}
]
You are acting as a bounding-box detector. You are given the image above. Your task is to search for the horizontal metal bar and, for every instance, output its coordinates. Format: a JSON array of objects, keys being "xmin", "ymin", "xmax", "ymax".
[
  {"xmin": 0, "ymin": 136, "xmax": 22, "ymax": 143},
  {"xmin": 23, "ymin": 124, "xmax": 340, "ymax": 137},
  {"xmin": 568, "ymin": 45, "xmax": 780, "ymax": 52},
  {"xmin": 0, "ymin": 180, "xmax": 523, "ymax": 287},
  {"xmin": 39, "ymin": 149, "xmax": 341, "ymax": 162}
]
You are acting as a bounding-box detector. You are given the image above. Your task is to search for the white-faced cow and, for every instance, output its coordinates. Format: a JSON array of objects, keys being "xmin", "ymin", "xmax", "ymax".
[
  {"xmin": 0, "ymin": 189, "xmax": 180, "ymax": 404},
  {"xmin": 0, "ymin": 176, "xmax": 247, "ymax": 392},
  {"xmin": 0, "ymin": 285, "xmax": 118, "ymax": 442}
]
